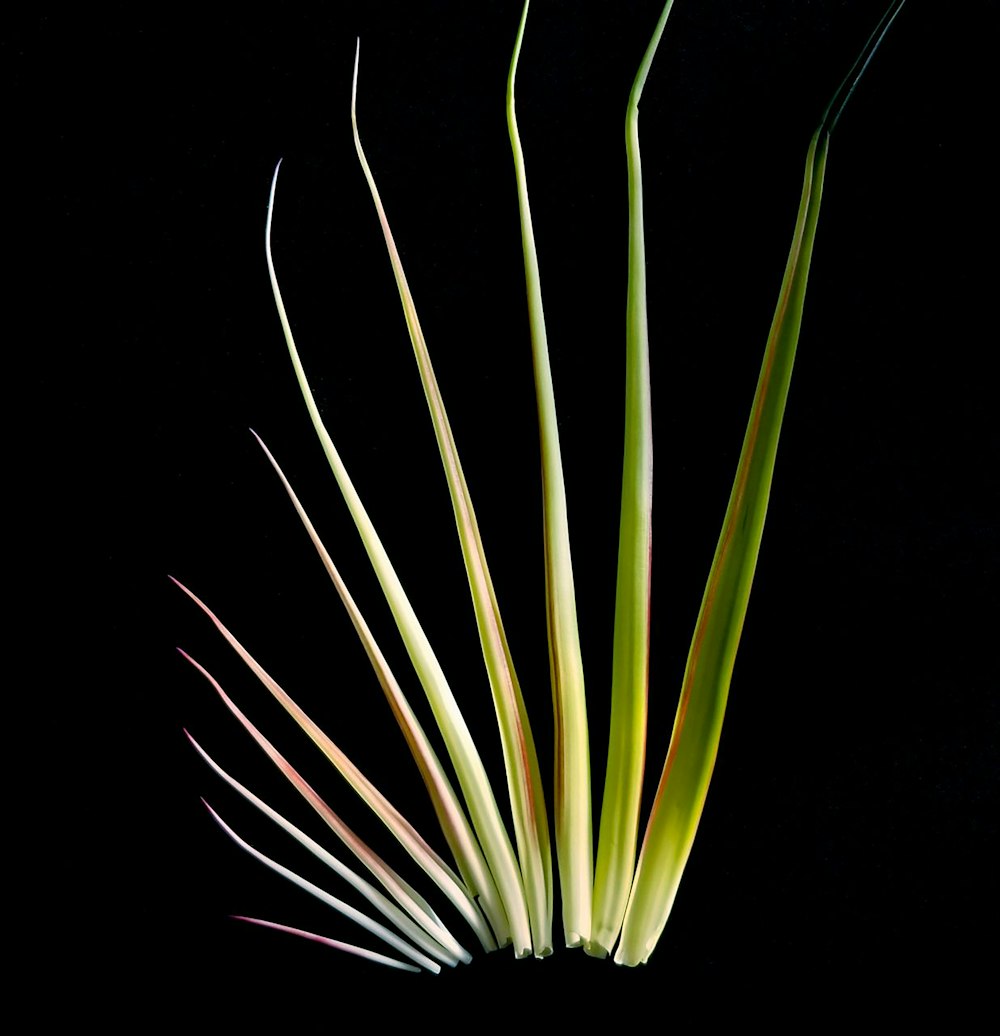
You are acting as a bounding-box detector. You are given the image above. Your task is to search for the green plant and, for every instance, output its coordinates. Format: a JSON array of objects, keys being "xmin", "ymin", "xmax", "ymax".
[{"xmin": 178, "ymin": 0, "xmax": 906, "ymax": 970}]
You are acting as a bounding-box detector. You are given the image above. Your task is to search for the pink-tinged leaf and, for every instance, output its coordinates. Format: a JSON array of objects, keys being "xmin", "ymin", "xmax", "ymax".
[
  {"xmin": 186, "ymin": 729, "xmax": 467, "ymax": 967},
  {"xmin": 266, "ymin": 151, "xmax": 521, "ymax": 954},
  {"xmin": 247, "ymin": 429, "xmax": 502, "ymax": 951},
  {"xmin": 179, "ymin": 646, "xmax": 472, "ymax": 961},
  {"xmin": 173, "ymin": 577, "xmax": 495, "ymax": 949},
  {"xmin": 202, "ymin": 799, "xmax": 440, "ymax": 973},
  {"xmin": 352, "ymin": 40, "xmax": 551, "ymax": 956},
  {"xmin": 233, "ymin": 917, "xmax": 422, "ymax": 973}
]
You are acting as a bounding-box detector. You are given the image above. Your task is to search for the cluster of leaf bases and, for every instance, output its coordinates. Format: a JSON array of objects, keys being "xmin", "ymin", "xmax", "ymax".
[{"xmin": 178, "ymin": 0, "xmax": 906, "ymax": 971}]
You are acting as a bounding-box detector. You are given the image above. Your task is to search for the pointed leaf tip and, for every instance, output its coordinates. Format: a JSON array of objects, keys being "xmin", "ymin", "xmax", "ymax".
[{"xmin": 352, "ymin": 41, "xmax": 360, "ymax": 112}]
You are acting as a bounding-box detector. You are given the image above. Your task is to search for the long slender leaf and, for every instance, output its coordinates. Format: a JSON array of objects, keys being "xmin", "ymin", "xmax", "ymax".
[
  {"xmin": 187, "ymin": 730, "xmax": 467, "ymax": 967},
  {"xmin": 615, "ymin": 1, "xmax": 908, "ymax": 965},
  {"xmin": 616, "ymin": 129, "xmax": 828, "ymax": 967},
  {"xmin": 350, "ymin": 46, "xmax": 555, "ymax": 954},
  {"xmin": 180, "ymin": 647, "xmax": 473, "ymax": 959},
  {"xmin": 266, "ymin": 145, "xmax": 526, "ymax": 955},
  {"xmin": 507, "ymin": 0, "xmax": 592, "ymax": 951},
  {"xmin": 232, "ymin": 917, "xmax": 422, "ymax": 974},
  {"xmin": 250, "ymin": 428, "xmax": 500, "ymax": 951},
  {"xmin": 590, "ymin": 0, "xmax": 676, "ymax": 957},
  {"xmin": 203, "ymin": 801, "xmax": 441, "ymax": 973},
  {"xmin": 174, "ymin": 596, "xmax": 493, "ymax": 952}
]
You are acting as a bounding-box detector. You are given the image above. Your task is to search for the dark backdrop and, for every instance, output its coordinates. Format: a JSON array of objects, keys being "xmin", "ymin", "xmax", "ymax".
[{"xmin": 11, "ymin": 0, "xmax": 996, "ymax": 1024}]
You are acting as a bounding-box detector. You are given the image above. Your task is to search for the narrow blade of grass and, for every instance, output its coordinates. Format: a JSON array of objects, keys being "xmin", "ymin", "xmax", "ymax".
[
  {"xmin": 232, "ymin": 917, "xmax": 422, "ymax": 973},
  {"xmin": 175, "ymin": 587, "xmax": 495, "ymax": 951},
  {"xmin": 203, "ymin": 800, "xmax": 441, "ymax": 973},
  {"xmin": 617, "ymin": 133, "xmax": 829, "ymax": 965},
  {"xmin": 507, "ymin": 0, "xmax": 592, "ymax": 950},
  {"xmin": 180, "ymin": 647, "xmax": 473, "ymax": 959},
  {"xmin": 250, "ymin": 429, "xmax": 501, "ymax": 951},
  {"xmin": 350, "ymin": 45, "xmax": 553, "ymax": 954},
  {"xmin": 615, "ymin": 1, "xmax": 907, "ymax": 965},
  {"xmin": 187, "ymin": 730, "xmax": 468, "ymax": 967},
  {"xmin": 590, "ymin": 0, "xmax": 676, "ymax": 957},
  {"xmin": 266, "ymin": 149, "xmax": 526, "ymax": 956},
  {"xmin": 616, "ymin": 130, "xmax": 828, "ymax": 967}
]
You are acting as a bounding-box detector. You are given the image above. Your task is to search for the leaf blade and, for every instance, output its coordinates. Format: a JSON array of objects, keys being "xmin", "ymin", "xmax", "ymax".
[
  {"xmin": 507, "ymin": 0, "xmax": 593, "ymax": 951},
  {"xmin": 203, "ymin": 800, "xmax": 441, "ymax": 974},
  {"xmin": 616, "ymin": 129, "xmax": 828, "ymax": 966},
  {"xmin": 232, "ymin": 917, "xmax": 423, "ymax": 974},
  {"xmin": 616, "ymin": 0, "xmax": 907, "ymax": 965},
  {"xmin": 265, "ymin": 142, "xmax": 523, "ymax": 957},
  {"xmin": 188, "ymin": 730, "xmax": 466, "ymax": 967},
  {"xmin": 350, "ymin": 43, "xmax": 553, "ymax": 955},
  {"xmin": 590, "ymin": 0, "xmax": 677, "ymax": 957},
  {"xmin": 250, "ymin": 429, "xmax": 501, "ymax": 951},
  {"xmin": 175, "ymin": 593, "xmax": 490, "ymax": 954}
]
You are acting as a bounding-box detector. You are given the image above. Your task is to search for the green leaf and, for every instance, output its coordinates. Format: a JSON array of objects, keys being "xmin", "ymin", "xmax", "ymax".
[
  {"xmin": 590, "ymin": 0, "xmax": 677, "ymax": 958},
  {"xmin": 615, "ymin": 128, "xmax": 828, "ymax": 965},
  {"xmin": 615, "ymin": 1, "xmax": 907, "ymax": 965},
  {"xmin": 507, "ymin": 0, "xmax": 593, "ymax": 949},
  {"xmin": 265, "ymin": 156, "xmax": 527, "ymax": 952},
  {"xmin": 351, "ymin": 42, "xmax": 553, "ymax": 955},
  {"xmin": 250, "ymin": 429, "xmax": 500, "ymax": 952}
]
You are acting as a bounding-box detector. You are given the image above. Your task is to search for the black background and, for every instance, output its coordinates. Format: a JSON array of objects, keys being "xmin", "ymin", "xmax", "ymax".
[{"xmin": 12, "ymin": 0, "xmax": 997, "ymax": 1024}]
